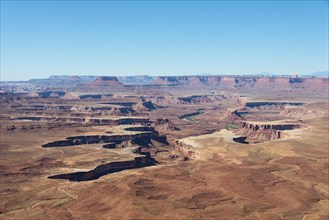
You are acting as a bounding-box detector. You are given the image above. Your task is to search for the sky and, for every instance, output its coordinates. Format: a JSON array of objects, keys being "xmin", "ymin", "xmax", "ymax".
[{"xmin": 1, "ymin": 1, "xmax": 328, "ymax": 81}]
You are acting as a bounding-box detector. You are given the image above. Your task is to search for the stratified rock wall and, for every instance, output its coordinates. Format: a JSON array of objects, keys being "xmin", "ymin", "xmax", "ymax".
[
  {"xmin": 76, "ymin": 76, "xmax": 124, "ymax": 91},
  {"xmin": 237, "ymin": 121, "xmax": 301, "ymax": 143},
  {"xmin": 48, "ymin": 153, "xmax": 156, "ymax": 181},
  {"xmin": 42, "ymin": 132, "xmax": 168, "ymax": 148},
  {"xmin": 153, "ymin": 76, "xmax": 329, "ymax": 91}
]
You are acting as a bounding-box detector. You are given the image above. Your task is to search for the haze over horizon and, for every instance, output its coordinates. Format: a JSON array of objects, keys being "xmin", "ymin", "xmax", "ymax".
[
  {"xmin": 6, "ymin": 71, "xmax": 329, "ymax": 82},
  {"xmin": 1, "ymin": 1, "xmax": 328, "ymax": 81}
]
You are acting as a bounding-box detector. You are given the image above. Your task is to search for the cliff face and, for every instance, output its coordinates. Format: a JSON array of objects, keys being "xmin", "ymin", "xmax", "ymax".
[
  {"xmin": 154, "ymin": 76, "xmax": 221, "ymax": 86},
  {"xmin": 154, "ymin": 76, "xmax": 180, "ymax": 85},
  {"xmin": 244, "ymin": 102, "xmax": 303, "ymax": 111},
  {"xmin": 117, "ymin": 75, "xmax": 154, "ymax": 85},
  {"xmin": 74, "ymin": 76, "xmax": 125, "ymax": 92},
  {"xmin": 88, "ymin": 76, "xmax": 124, "ymax": 87},
  {"xmin": 303, "ymin": 78, "xmax": 329, "ymax": 89},
  {"xmin": 236, "ymin": 121, "xmax": 301, "ymax": 143},
  {"xmin": 153, "ymin": 76, "xmax": 329, "ymax": 91},
  {"xmin": 132, "ymin": 101, "xmax": 157, "ymax": 112},
  {"xmin": 27, "ymin": 75, "xmax": 95, "ymax": 87},
  {"xmin": 48, "ymin": 148, "xmax": 157, "ymax": 181},
  {"xmin": 41, "ymin": 132, "xmax": 168, "ymax": 148},
  {"xmin": 241, "ymin": 121, "xmax": 300, "ymax": 132}
]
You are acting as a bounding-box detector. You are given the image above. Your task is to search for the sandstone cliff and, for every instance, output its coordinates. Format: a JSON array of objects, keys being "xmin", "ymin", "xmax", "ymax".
[
  {"xmin": 236, "ymin": 121, "xmax": 301, "ymax": 143},
  {"xmin": 88, "ymin": 76, "xmax": 124, "ymax": 87},
  {"xmin": 76, "ymin": 76, "xmax": 124, "ymax": 91},
  {"xmin": 153, "ymin": 75, "xmax": 329, "ymax": 91}
]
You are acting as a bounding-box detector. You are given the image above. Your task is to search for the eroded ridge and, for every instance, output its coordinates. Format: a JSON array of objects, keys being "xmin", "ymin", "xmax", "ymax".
[
  {"xmin": 1, "ymin": 76, "xmax": 328, "ymax": 219},
  {"xmin": 41, "ymin": 132, "xmax": 167, "ymax": 148},
  {"xmin": 234, "ymin": 121, "xmax": 302, "ymax": 144},
  {"xmin": 43, "ymin": 125, "xmax": 169, "ymax": 181},
  {"xmin": 48, "ymin": 147, "xmax": 157, "ymax": 181}
]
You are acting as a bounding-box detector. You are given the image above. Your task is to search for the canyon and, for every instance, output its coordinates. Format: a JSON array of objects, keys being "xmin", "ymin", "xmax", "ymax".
[{"xmin": 0, "ymin": 74, "xmax": 328, "ymax": 220}]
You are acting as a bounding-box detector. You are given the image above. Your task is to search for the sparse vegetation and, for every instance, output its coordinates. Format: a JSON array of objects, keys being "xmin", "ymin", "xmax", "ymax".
[{"xmin": 225, "ymin": 124, "xmax": 238, "ymax": 130}]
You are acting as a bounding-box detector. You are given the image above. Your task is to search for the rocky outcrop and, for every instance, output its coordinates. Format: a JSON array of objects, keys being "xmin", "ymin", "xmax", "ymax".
[
  {"xmin": 11, "ymin": 102, "xmax": 137, "ymax": 116},
  {"xmin": 48, "ymin": 148, "xmax": 157, "ymax": 181},
  {"xmin": 71, "ymin": 105, "xmax": 136, "ymax": 116},
  {"xmin": 6, "ymin": 116, "xmax": 150, "ymax": 132},
  {"xmin": 237, "ymin": 121, "xmax": 301, "ymax": 143},
  {"xmin": 145, "ymin": 94, "xmax": 237, "ymax": 106},
  {"xmin": 132, "ymin": 101, "xmax": 157, "ymax": 112},
  {"xmin": 177, "ymin": 94, "xmax": 229, "ymax": 104},
  {"xmin": 174, "ymin": 140, "xmax": 196, "ymax": 159},
  {"xmin": 147, "ymin": 94, "xmax": 235, "ymax": 106},
  {"xmin": 77, "ymin": 77, "xmax": 124, "ymax": 91},
  {"xmin": 241, "ymin": 121, "xmax": 300, "ymax": 131},
  {"xmin": 43, "ymin": 125, "xmax": 168, "ymax": 181},
  {"xmin": 13, "ymin": 116, "xmax": 149, "ymax": 125},
  {"xmin": 245, "ymin": 102, "xmax": 303, "ymax": 110},
  {"xmin": 146, "ymin": 96, "xmax": 187, "ymax": 105},
  {"xmin": 88, "ymin": 76, "xmax": 123, "ymax": 87},
  {"xmin": 153, "ymin": 119, "xmax": 180, "ymax": 132},
  {"xmin": 117, "ymin": 75, "xmax": 155, "ymax": 85},
  {"xmin": 154, "ymin": 76, "xmax": 221, "ymax": 86},
  {"xmin": 42, "ymin": 131, "xmax": 168, "ymax": 148}
]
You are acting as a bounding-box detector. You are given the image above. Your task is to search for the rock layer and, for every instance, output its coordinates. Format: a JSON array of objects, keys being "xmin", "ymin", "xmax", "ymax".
[
  {"xmin": 153, "ymin": 76, "xmax": 329, "ymax": 91},
  {"xmin": 48, "ymin": 148, "xmax": 157, "ymax": 181},
  {"xmin": 237, "ymin": 121, "xmax": 301, "ymax": 143}
]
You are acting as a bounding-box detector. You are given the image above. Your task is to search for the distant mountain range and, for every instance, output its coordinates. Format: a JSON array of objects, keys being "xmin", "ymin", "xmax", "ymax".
[
  {"xmin": 2, "ymin": 73, "xmax": 328, "ymax": 94},
  {"xmin": 2, "ymin": 71, "xmax": 328, "ymax": 84},
  {"xmin": 251, "ymin": 71, "xmax": 329, "ymax": 77},
  {"xmin": 304, "ymin": 71, "xmax": 329, "ymax": 77}
]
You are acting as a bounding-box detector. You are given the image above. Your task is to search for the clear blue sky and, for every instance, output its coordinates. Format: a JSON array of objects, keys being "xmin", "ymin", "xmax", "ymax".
[{"xmin": 1, "ymin": 1, "xmax": 328, "ymax": 81}]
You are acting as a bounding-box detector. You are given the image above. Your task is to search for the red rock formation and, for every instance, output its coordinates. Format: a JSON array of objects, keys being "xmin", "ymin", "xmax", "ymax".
[
  {"xmin": 74, "ymin": 76, "xmax": 125, "ymax": 92},
  {"xmin": 88, "ymin": 76, "xmax": 124, "ymax": 87},
  {"xmin": 236, "ymin": 121, "xmax": 301, "ymax": 143},
  {"xmin": 303, "ymin": 78, "xmax": 329, "ymax": 90},
  {"xmin": 147, "ymin": 96, "xmax": 187, "ymax": 105},
  {"xmin": 153, "ymin": 76, "xmax": 329, "ymax": 91},
  {"xmin": 42, "ymin": 131, "xmax": 168, "ymax": 148},
  {"xmin": 217, "ymin": 76, "xmax": 235, "ymax": 87},
  {"xmin": 207, "ymin": 76, "xmax": 221, "ymax": 86},
  {"xmin": 132, "ymin": 101, "xmax": 157, "ymax": 112},
  {"xmin": 48, "ymin": 151, "xmax": 156, "ymax": 181},
  {"xmin": 154, "ymin": 76, "xmax": 217, "ymax": 86},
  {"xmin": 174, "ymin": 140, "xmax": 196, "ymax": 159}
]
